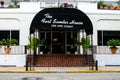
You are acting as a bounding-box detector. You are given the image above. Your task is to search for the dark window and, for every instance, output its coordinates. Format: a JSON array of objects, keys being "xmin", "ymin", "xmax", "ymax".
[
  {"xmin": 11, "ymin": 31, "xmax": 19, "ymax": 45},
  {"xmin": 98, "ymin": 31, "xmax": 102, "ymax": 45},
  {"xmin": 67, "ymin": 32, "xmax": 71, "ymax": 45},
  {"xmin": 98, "ymin": 30, "xmax": 120, "ymax": 46},
  {"xmin": 0, "ymin": 31, "xmax": 10, "ymax": 40},
  {"xmin": 0, "ymin": 30, "xmax": 19, "ymax": 45}
]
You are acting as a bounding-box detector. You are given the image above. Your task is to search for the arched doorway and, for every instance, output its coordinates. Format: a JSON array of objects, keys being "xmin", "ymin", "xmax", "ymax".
[
  {"xmin": 30, "ymin": 8, "xmax": 93, "ymax": 54},
  {"xmin": 27, "ymin": 8, "xmax": 94, "ymax": 69}
]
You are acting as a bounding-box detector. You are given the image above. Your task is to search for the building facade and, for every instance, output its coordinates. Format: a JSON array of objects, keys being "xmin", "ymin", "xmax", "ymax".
[{"xmin": 0, "ymin": 1, "xmax": 120, "ymax": 67}]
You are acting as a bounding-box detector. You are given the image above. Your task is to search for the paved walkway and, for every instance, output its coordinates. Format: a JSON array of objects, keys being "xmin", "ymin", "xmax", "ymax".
[{"xmin": 0, "ymin": 66, "xmax": 120, "ymax": 73}]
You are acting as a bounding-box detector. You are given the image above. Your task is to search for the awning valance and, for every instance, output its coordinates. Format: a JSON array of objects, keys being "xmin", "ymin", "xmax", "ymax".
[{"xmin": 30, "ymin": 8, "xmax": 93, "ymax": 35}]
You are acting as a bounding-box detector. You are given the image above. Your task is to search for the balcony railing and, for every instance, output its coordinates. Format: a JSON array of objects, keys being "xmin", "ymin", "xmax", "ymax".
[
  {"xmin": 0, "ymin": 46, "xmax": 25, "ymax": 55},
  {"xmin": 0, "ymin": 1, "xmax": 20, "ymax": 8},
  {"xmin": 96, "ymin": 46, "xmax": 120, "ymax": 54},
  {"xmin": 0, "ymin": 45, "xmax": 119, "ymax": 55}
]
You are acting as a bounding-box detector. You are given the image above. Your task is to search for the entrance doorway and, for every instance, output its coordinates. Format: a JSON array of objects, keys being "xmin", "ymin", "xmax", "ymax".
[
  {"xmin": 28, "ymin": 8, "xmax": 93, "ymax": 69},
  {"xmin": 39, "ymin": 31, "xmax": 77, "ymax": 54},
  {"xmin": 30, "ymin": 8, "xmax": 93, "ymax": 55},
  {"xmin": 52, "ymin": 32, "xmax": 65, "ymax": 54}
]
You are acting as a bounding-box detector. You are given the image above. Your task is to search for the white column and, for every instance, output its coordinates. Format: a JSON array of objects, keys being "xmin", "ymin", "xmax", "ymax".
[{"xmin": 80, "ymin": 30, "xmax": 83, "ymax": 54}]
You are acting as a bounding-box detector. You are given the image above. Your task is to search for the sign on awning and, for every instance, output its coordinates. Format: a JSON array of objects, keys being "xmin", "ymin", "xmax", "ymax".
[{"xmin": 30, "ymin": 8, "xmax": 93, "ymax": 35}]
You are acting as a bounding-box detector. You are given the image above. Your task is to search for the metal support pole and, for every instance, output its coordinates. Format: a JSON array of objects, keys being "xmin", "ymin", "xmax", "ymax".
[
  {"xmin": 95, "ymin": 60, "xmax": 98, "ymax": 70},
  {"xmin": 29, "ymin": 34, "xmax": 32, "ymax": 71},
  {"xmin": 24, "ymin": 45, "xmax": 28, "ymax": 71},
  {"xmin": 26, "ymin": 59, "xmax": 28, "ymax": 71},
  {"xmin": 91, "ymin": 34, "xmax": 94, "ymax": 70}
]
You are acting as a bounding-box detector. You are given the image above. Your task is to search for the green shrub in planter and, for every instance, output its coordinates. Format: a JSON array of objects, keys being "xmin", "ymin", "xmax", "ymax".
[
  {"xmin": 0, "ymin": 38, "xmax": 18, "ymax": 54},
  {"xmin": 81, "ymin": 37, "xmax": 91, "ymax": 50},
  {"xmin": 27, "ymin": 38, "xmax": 40, "ymax": 51},
  {"xmin": 107, "ymin": 39, "xmax": 120, "ymax": 49},
  {"xmin": 0, "ymin": 38, "xmax": 18, "ymax": 48}
]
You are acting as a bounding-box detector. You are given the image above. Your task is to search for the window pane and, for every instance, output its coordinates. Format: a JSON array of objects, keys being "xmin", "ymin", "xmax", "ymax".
[
  {"xmin": 97, "ymin": 30, "xmax": 102, "ymax": 46},
  {"xmin": 98, "ymin": 30, "xmax": 120, "ymax": 46},
  {"xmin": 103, "ymin": 31, "xmax": 120, "ymax": 45},
  {"xmin": 0, "ymin": 30, "xmax": 10, "ymax": 40},
  {"xmin": 0, "ymin": 30, "xmax": 19, "ymax": 45},
  {"xmin": 67, "ymin": 32, "xmax": 71, "ymax": 44},
  {"xmin": 11, "ymin": 30, "xmax": 19, "ymax": 45}
]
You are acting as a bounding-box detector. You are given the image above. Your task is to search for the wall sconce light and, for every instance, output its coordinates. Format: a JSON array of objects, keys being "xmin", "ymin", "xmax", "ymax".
[{"xmin": 53, "ymin": 38, "xmax": 58, "ymax": 42}]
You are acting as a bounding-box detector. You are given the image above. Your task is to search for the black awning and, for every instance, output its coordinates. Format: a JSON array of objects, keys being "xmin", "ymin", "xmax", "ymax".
[{"xmin": 30, "ymin": 8, "xmax": 93, "ymax": 35}]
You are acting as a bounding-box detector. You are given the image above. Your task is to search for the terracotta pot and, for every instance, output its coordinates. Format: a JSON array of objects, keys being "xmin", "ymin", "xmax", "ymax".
[
  {"xmin": 109, "ymin": 6, "xmax": 115, "ymax": 10},
  {"xmin": 4, "ymin": 48, "xmax": 11, "ymax": 54},
  {"xmin": 115, "ymin": 6, "xmax": 120, "ymax": 10},
  {"xmin": 99, "ymin": 6, "xmax": 104, "ymax": 9},
  {"xmin": 110, "ymin": 48, "xmax": 117, "ymax": 54}
]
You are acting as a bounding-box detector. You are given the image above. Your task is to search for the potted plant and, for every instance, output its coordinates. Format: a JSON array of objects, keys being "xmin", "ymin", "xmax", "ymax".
[
  {"xmin": 27, "ymin": 37, "xmax": 40, "ymax": 51},
  {"xmin": 97, "ymin": 1, "xmax": 106, "ymax": 9},
  {"xmin": 40, "ymin": 38, "xmax": 47, "ymax": 46},
  {"xmin": 0, "ymin": 0, "xmax": 4, "ymax": 7},
  {"xmin": 70, "ymin": 37, "xmax": 78, "ymax": 54},
  {"xmin": 0, "ymin": 38, "xmax": 18, "ymax": 54},
  {"xmin": 109, "ymin": 5, "xmax": 115, "ymax": 10},
  {"xmin": 107, "ymin": 39, "xmax": 120, "ymax": 54},
  {"xmin": 10, "ymin": 0, "xmax": 20, "ymax": 8},
  {"xmin": 81, "ymin": 37, "xmax": 91, "ymax": 54},
  {"xmin": 40, "ymin": 38, "xmax": 48, "ymax": 54},
  {"xmin": 115, "ymin": 6, "xmax": 120, "ymax": 10},
  {"xmin": 27, "ymin": 37, "xmax": 40, "ymax": 55}
]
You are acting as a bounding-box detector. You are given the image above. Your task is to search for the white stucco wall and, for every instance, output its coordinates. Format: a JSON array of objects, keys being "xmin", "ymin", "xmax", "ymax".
[
  {"xmin": 86, "ymin": 13, "xmax": 120, "ymax": 45},
  {"xmin": 0, "ymin": 2, "xmax": 40, "ymax": 45},
  {"xmin": 0, "ymin": 13, "xmax": 36, "ymax": 45},
  {"xmin": 0, "ymin": 2, "xmax": 120, "ymax": 46}
]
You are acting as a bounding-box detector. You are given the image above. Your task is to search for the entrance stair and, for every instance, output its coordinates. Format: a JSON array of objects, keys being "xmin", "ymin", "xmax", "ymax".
[{"xmin": 27, "ymin": 54, "xmax": 95, "ymax": 67}]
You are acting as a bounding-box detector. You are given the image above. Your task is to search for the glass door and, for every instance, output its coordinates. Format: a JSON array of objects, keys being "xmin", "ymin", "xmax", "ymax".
[
  {"xmin": 39, "ymin": 31, "xmax": 77, "ymax": 54},
  {"xmin": 52, "ymin": 32, "xmax": 65, "ymax": 54}
]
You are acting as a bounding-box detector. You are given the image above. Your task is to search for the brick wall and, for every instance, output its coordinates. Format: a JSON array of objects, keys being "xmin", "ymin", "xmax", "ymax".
[{"xmin": 27, "ymin": 54, "xmax": 94, "ymax": 67}]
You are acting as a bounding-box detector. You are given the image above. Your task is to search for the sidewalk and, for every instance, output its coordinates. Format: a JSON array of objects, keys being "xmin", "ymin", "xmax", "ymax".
[{"xmin": 0, "ymin": 66, "xmax": 120, "ymax": 73}]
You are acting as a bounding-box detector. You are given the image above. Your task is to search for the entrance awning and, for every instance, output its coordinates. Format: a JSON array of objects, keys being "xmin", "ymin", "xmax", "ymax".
[{"xmin": 30, "ymin": 8, "xmax": 93, "ymax": 35}]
